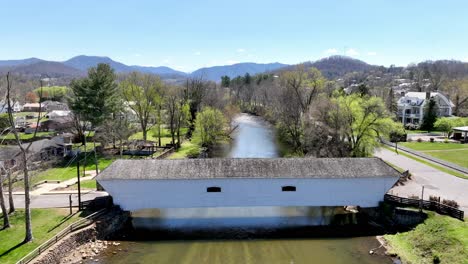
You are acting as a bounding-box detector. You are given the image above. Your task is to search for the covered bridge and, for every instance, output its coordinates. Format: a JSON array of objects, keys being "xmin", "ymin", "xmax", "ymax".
[{"xmin": 97, "ymin": 158, "xmax": 401, "ymax": 211}]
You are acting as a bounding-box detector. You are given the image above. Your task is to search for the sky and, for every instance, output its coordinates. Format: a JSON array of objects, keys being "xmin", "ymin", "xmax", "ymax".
[{"xmin": 1, "ymin": 0, "xmax": 468, "ymax": 72}]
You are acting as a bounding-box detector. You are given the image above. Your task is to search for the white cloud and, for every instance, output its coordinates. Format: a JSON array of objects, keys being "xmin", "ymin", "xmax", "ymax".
[
  {"xmin": 346, "ymin": 48, "xmax": 359, "ymax": 56},
  {"xmin": 134, "ymin": 53, "xmax": 141, "ymax": 57},
  {"xmin": 325, "ymin": 48, "xmax": 338, "ymax": 54},
  {"xmin": 367, "ymin": 51, "xmax": 377, "ymax": 56},
  {"xmin": 236, "ymin": 48, "xmax": 246, "ymax": 53},
  {"xmin": 463, "ymin": 57, "xmax": 468, "ymax": 62},
  {"xmin": 194, "ymin": 51, "xmax": 201, "ymax": 56},
  {"xmin": 226, "ymin": 60, "xmax": 240, "ymax": 65}
]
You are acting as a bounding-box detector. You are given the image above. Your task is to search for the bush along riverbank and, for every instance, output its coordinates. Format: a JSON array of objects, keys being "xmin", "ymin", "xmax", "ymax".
[{"xmin": 383, "ymin": 211, "xmax": 468, "ymax": 264}]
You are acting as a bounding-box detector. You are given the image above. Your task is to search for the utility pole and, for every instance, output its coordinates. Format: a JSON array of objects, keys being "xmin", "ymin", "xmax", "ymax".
[
  {"xmin": 419, "ymin": 185, "xmax": 425, "ymax": 212},
  {"xmin": 77, "ymin": 160, "xmax": 81, "ymax": 211}
]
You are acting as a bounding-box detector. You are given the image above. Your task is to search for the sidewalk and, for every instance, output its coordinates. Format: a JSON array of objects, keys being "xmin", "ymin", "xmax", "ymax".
[{"xmin": 29, "ymin": 170, "xmax": 98, "ymax": 196}]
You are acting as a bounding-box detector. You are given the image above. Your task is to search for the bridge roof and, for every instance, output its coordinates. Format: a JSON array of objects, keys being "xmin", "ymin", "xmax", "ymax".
[{"xmin": 97, "ymin": 158, "xmax": 401, "ymax": 181}]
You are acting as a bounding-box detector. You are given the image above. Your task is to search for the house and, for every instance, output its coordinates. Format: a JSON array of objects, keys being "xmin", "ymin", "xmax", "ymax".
[
  {"xmin": 22, "ymin": 103, "xmax": 44, "ymax": 112},
  {"xmin": 397, "ymin": 92, "xmax": 454, "ymax": 125},
  {"xmin": 46, "ymin": 110, "xmax": 71, "ymax": 120},
  {"xmin": 97, "ymin": 158, "xmax": 400, "ymax": 211},
  {"xmin": 42, "ymin": 100, "xmax": 69, "ymax": 111},
  {"xmin": 40, "ymin": 117, "xmax": 74, "ymax": 132},
  {"xmin": 0, "ymin": 100, "xmax": 22, "ymax": 113}
]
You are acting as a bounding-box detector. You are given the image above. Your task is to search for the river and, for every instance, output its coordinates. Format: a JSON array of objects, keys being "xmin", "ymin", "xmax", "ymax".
[{"xmin": 92, "ymin": 114, "xmax": 393, "ymax": 264}]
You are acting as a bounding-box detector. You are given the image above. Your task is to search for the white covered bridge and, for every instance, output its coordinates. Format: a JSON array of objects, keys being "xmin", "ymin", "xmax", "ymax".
[{"xmin": 97, "ymin": 158, "xmax": 400, "ymax": 211}]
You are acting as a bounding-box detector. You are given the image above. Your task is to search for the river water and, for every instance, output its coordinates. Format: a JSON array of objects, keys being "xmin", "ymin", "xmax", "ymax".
[{"xmin": 93, "ymin": 114, "xmax": 392, "ymax": 264}]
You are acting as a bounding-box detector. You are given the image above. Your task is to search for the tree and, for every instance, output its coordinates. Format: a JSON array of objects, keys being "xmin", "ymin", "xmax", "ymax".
[
  {"xmin": 69, "ymin": 64, "xmax": 119, "ymax": 130},
  {"xmin": 328, "ymin": 94, "xmax": 402, "ymax": 157},
  {"xmin": 165, "ymin": 86, "xmax": 190, "ymax": 148},
  {"xmin": 192, "ymin": 107, "xmax": 227, "ymax": 147},
  {"xmin": 4, "ymin": 72, "xmax": 44, "ymax": 241},
  {"xmin": 421, "ymin": 97, "xmax": 438, "ymax": 131},
  {"xmin": 25, "ymin": 92, "xmax": 38, "ymax": 103},
  {"xmin": 386, "ymin": 87, "xmax": 398, "ymax": 116},
  {"xmin": 120, "ymin": 72, "xmax": 164, "ymax": 141},
  {"xmin": 184, "ymin": 77, "xmax": 207, "ymax": 133},
  {"xmin": 0, "ymin": 169, "xmax": 9, "ymax": 229},
  {"xmin": 0, "ymin": 113, "xmax": 9, "ymax": 132},
  {"xmin": 221, "ymin": 75, "xmax": 230, "ymax": 87},
  {"xmin": 444, "ymin": 79, "xmax": 468, "ymax": 116},
  {"xmin": 434, "ymin": 117, "xmax": 454, "ymax": 138}
]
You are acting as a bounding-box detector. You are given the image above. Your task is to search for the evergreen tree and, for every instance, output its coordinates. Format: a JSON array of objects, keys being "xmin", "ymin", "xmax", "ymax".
[
  {"xmin": 421, "ymin": 97, "xmax": 438, "ymax": 131},
  {"xmin": 221, "ymin": 75, "xmax": 230, "ymax": 87},
  {"xmin": 69, "ymin": 63, "xmax": 119, "ymax": 139}
]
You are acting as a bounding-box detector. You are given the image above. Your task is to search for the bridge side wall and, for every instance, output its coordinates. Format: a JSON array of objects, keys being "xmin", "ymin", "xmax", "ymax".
[{"xmin": 99, "ymin": 177, "xmax": 397, "ymax": 210}]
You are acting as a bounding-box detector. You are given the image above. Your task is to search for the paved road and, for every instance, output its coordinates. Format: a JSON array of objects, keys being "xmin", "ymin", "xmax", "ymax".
[
  {"xmin": 11, "ymin": 191, "xmax": 108, "ymax": 209},
  {"xmin": 375, "ymin": 148, "xmax": 468, "ymax": 212}
]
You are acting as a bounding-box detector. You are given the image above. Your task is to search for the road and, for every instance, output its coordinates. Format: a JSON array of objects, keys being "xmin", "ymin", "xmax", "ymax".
[
  {"xmin": 11, "ymin": 191, "xmax": 108, "ymax": 209},
  {"xmin": 375, "ymin": 147, "xmax": 468, "ymax": 211}
]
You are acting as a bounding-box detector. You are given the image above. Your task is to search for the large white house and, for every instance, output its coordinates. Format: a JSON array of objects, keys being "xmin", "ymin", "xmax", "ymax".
[
  {"xmin": 97, "ymin": 158, "xmax": 400, "ymax": 211},
  {"xmin": 397, "ymin": 92, "xmax": 454, "ymax": 125}
]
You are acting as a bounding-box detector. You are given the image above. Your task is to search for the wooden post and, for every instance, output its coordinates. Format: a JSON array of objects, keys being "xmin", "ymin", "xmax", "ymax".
[
  {"xmin": 69, "ymin": 194, "xmax": 72, "ymax": 215},
  {"xmin": 77, "ymin": 160, "xmax": 81, "ymax": 211},
  {"xmin": 419, "ymin": 186, "xmax": 425, "ymax": 212}
]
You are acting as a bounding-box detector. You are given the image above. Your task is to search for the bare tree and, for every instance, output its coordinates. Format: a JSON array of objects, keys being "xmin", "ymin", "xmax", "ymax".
[
  {"xmin": 5, "ymin": 72, "xmax": 43, "ymax": 242},
  {"xmin": 0, "ymin": 167, "xmax": 9, "ymax": 229}
]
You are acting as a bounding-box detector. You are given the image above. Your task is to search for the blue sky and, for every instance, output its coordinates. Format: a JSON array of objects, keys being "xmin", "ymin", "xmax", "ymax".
[{"xmin": 1, "ymin": 0, "xmax": 468, "ymax": 72}]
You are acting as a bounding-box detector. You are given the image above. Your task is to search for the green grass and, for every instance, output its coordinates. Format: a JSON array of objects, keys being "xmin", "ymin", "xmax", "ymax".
[
  {"xmin": 0, "ymin": 208, "xmax": 85, "ymax": 264},
  {"xmin": 400, "ymin": 142, "xmax": 468, "ymax": 151},
  {"xmin": 1, "ymin": 132, "xmax": 54, "ymax": 141},
  {"xmin": 426, "ymin": 149, "xmax": 468, "ymax": 168},
  {"xmin": 168, "ymin": 141, "xmax": 200, "ymax": 159},
  {"xmin": 15, "ymin": 156, "xmax": 115, "ymax": 188},
  {"xmin": 400, "ymin": 142, "xmax": 468, "ymax": 168},
  {"xmin": 405, "ymin": 129, "xmax": 442, "ymax": 134},
  {"xmin": 384, "ymin": 212, "xmax": 468, "ymax": 264},
  {"xmin": 129, "ymin": 127, "xmax": 189, "ymax": 146},
  {"xmin": 66, "ymin": 179, "xmax": 96, "ymax": 190},
  {"xmin": 383, "ymin": 146, "xmax": 468, "ymax": 179}
]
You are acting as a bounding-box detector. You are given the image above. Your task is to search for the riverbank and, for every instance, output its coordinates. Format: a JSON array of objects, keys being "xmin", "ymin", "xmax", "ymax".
[{"xmin": 383, "ymin": 211, "xmax": 468, "ymax": 264}]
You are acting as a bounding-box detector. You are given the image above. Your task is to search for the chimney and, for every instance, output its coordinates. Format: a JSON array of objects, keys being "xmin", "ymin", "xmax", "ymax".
[{"xmin": 425, "ymin": 91, "xmax": 430, "ymax": 100}]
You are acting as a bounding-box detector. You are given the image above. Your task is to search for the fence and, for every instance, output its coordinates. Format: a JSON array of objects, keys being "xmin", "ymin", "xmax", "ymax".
[
  {"xmin": 384, "ymin": 194, "xmax": 464, "ymax": 221},
  {"xmin": 16, "ymin": 209, "xmax": 108, "ymax": 264},
  {"xmin": 381, "ymin": 139, "xmax": 468, "ymax": 175}
]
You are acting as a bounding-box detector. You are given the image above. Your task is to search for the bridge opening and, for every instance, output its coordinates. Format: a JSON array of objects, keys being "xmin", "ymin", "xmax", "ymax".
[
  {"xmin": 282, "ymin": 186, "xmax": 296, "ymax": 192},
  {"xmin": 207, "ymin": 186, "xmax": 222, "ymax": 193}
]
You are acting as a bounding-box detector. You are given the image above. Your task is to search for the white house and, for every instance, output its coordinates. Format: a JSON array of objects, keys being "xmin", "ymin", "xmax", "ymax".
[
  {"xmin": 397, "ymin": 92, "xmax": 454, "ymax": 125},
  {"xmin": 97, "ymin": 158, "xmax": 400, "ymax": 211},
  {"xmin": 0, "ymin": 100, "xmax": 22, "ymax": 113},
  {"xmin": 46, "ymin": 110, "xmax": 71, "ymax": 120}
]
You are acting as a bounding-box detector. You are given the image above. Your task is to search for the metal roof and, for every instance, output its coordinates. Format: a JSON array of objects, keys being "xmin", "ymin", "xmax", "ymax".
[{"xmin": 97, "ymin": 158, "xmax": 401, "ymax": 181}]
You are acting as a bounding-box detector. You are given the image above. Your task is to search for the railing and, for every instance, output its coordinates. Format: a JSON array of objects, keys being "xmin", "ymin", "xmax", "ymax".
[
  {"xmin": 384, "ymin": 194, "xmax": 464, "ymax": 221},
  {"xmin": 16, "ymin": 209, "xmax": 108, "ymax": 264},
  {"xmin": 381, "ymin": 139, "xmax": 468, "ymax": 175}
]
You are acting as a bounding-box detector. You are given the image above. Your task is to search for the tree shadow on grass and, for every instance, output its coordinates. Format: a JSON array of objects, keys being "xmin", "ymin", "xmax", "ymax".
[
  {"xmin": 47, "ymin": 211, "xmax": 79, "ymax": 233},
  {"xmin": 0, "ymin": 241, "xmax": 26, "ymax": 258}
]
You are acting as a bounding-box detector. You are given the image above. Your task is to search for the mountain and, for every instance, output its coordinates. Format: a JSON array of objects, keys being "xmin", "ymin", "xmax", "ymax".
[
  {"xmin": 0, "ymin": 61, "xmax": 85, "ymax": 77},
  {"xmin": 309, "ymin": 56, "xmax": 378, "ymax": 79},
  {"xmin": 191, "ymin": 62, "xmax": 288, "ymax": 81},
  {"xmin": 64, "ymin": 55, "xmax": 133, "ymax": 72},
  {"xmin": 64, "ymin": 55, "xmax": 187, "ymax": 76},
  {"xmin": 0, "ymin": 57, "xmax": 44, "ymax": 67}
]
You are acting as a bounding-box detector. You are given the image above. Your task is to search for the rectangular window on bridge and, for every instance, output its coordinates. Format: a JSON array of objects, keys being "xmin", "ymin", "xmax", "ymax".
[
  {"xmin": 207, "ymin": 186, "xmax": 222, "ymax": 193},
  {"xmin": 282, "ymin": 186, "xmax": 296, "ymax": 192}
]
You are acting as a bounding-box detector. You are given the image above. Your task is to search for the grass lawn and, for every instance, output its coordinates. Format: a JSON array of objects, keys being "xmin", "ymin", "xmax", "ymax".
[
  {"xmin": 129, "ymin": 127, "xmax": 189, "ymax": 146},
  {"xmin": 0, "ymin": 208, "xmax": 85, "ymax": 264},
  {"xmin": 384, "ymin": 212, "xmax": 468, "ymax": 264},
  {"xmin": 1, "ymin": 132, "xmax": 54, "ymax": 141},
  {"xmin": 400, "ymin": 142, "xmax": 468, "ymax": 168},
  {"xmin": 66, "ymin": 179, "xmax": 96, "ymax": 190},
  {"xmin": 14, "ymin": 156, "xmax": 115, "ymax": 189},
  {"xmin": 383, "ymin": 146, "xmax": 468, "ymax": 180},
  {"xmin": 168, "ymin": 141, "xmax": 200, "ymax": 159},
  {"xmin": 400, "ymin": 142, "xmax": 468, "ymax": 151}
]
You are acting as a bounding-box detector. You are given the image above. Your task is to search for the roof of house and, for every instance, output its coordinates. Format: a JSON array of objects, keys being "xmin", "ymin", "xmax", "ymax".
[
  {"xmin": 47, "ymin": 110, "xmax": 71, "ymax": 117},
  {"xmin": 97, "ymin": 158, "xmax": 401, "ymax": 181},
  {"xmin": 453, "ymin": 126, "xmax": 468, "ymax": 132},
  {"xmin": 401, "ymin": 92, "xmax": 455, "ymax": 107}
]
